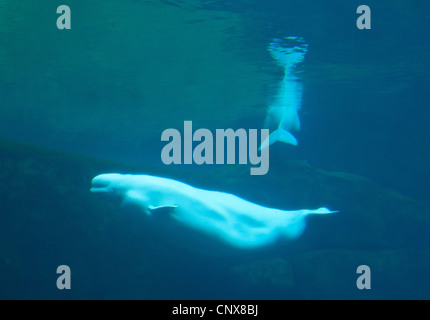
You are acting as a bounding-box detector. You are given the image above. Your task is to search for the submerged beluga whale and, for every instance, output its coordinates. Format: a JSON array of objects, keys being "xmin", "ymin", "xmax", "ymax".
[
  {"xmin": 261, "ymin": 36, "xmax": 309, "ymax": 150},
  {"xmin": 91, "ymin": 173, "xmax": 336, "ymax": 249}
]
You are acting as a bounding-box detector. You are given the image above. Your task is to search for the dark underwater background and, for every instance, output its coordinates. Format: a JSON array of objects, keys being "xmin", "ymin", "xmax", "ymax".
[{"xmin": 0, "ymin": 0, "xmax": 429, "ymax": 299}]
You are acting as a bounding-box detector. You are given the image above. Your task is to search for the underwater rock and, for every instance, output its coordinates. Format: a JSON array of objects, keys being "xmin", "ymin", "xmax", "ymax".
[
  {"xmin": 229, "ymin": 248, "xmax": 430, "ymax": 299},
  {"xmin": 231, "ymin": 258, "xmax": 295, "ymax": 289},
  {"xmin": 290, "ymin": 248, "xmax": 430, "ymax": 299}
]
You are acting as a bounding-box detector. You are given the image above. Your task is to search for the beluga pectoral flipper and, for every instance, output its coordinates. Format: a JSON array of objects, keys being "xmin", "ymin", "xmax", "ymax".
[{"xmin": 261, "ymin": 36, "xmax": 309, "ymax": 150}]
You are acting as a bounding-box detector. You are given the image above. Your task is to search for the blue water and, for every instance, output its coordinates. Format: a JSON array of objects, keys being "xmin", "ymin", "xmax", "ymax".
[{"xmin": 0, "ymin": 0, "xmax": 429, "ymax": 299}]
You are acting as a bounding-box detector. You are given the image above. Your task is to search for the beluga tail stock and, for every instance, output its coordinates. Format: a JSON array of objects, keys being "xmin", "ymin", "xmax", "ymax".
[{"xmin": 261, "ymin": 36, "xmax": 308, "ymax": 150}]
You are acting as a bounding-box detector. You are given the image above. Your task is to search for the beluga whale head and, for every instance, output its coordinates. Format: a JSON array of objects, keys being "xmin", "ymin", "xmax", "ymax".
[{"xmin": 90, "ymin": 173, "xmax": 131, "ymax": 195}]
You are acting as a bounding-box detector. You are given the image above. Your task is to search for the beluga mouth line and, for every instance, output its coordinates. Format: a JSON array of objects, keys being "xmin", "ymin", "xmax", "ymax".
[{"xmin": 161, "ymin": 121, "xmax": 270, "ymax": 175}]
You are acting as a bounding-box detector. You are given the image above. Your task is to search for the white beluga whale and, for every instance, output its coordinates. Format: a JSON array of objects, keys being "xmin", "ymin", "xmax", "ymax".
[
  {"xmin": 261, "ymin": 36, "xmax": 309, "ymax": 150},
  {"xmin": 91, "ymin": 173, "xmax": 336, "ymax": 250}
]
